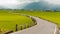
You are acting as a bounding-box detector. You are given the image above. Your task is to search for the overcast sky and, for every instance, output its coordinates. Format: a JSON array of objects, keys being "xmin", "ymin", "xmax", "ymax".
[
  {"xmin": 0, "ymin": 0, "xmax": 60, "ymax": 6},
  {"xmin": 0, "ymin": 0, "xmax": 41, "ymax": 9},
  {"xmin": 0, "ymin": 0, "xmax": 39, "ymax": 6},
  {"xmin": 0, "ymin": 0, "xmax": 60, "ymax": 9}
]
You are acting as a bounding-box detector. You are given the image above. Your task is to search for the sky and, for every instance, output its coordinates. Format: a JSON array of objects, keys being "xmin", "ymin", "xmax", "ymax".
[
  {"xmin": 44, "ymin": 0, "xmax": 60, "ymax": 5},
  {"xmin": 0, "ymin": 0, "xmax": 40, "ymax": 9},
  {"xmin": 0, "ymin": 0, "xmax": 60, "ymax": 9},
  {"xmin": 0, "ymin": 0, "xmax": 36, "ymax": 6},
  {"xmin": 0, "ymin": 0, "xmax": 60, "ymax": 5}
]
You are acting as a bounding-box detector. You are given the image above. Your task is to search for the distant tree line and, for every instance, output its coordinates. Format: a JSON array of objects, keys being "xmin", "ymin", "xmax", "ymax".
[{"xmin": 0, "ymin": 9, "xmax": 60, "ymax": 13}]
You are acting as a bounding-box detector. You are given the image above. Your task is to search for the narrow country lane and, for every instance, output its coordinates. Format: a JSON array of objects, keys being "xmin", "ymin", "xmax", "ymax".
[{"xmin": 10, "ymin": 16, "xmax": 59, "ymax": 34}]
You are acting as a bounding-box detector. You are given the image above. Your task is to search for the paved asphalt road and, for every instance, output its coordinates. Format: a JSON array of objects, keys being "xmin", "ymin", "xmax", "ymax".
[{"xmin": 11, "ymin": 16, "xmax": 58, "ymax": 34}]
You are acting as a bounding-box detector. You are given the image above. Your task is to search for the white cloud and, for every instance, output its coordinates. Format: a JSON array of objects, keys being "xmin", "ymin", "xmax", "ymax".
[
  {"xmin": 0, "ymin": 0, "xmax": 19, "ymax": 5},
  {"xmin": 44, "ymin": 0, "xmax": 60, "ymax": 5},
  {"xmin": 0, "ymin": 0, "xmax": 60, "ymax": 6},
  {"xmin": 0, "ymin": 0, "xmax": 35, "ymax": 6},
  {"xmin": 0, "ymin": 0, "xmax": 36, "ymax": 9},
  {"xmin": 1, "ymin": 0, "xmax": 60, "ymax": 9},
  {"xmin": 0, "ymin": 0, "xmax": 40, "ymax": 6}
]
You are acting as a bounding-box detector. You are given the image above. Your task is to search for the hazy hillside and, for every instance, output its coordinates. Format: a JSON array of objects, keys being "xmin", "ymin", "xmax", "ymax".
[{"xmin": 24, "ymin": 1, "xmax": 60, "ymax": 11}]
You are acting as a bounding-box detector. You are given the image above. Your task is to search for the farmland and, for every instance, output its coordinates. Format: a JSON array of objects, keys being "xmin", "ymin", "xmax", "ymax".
[
  {"xmin": 20, "ymin": 11, "xmax": 60, "ymax": 27},
  {"xmin": 0, "ymin": 13, "xmax": 34, "ymax": 34},
  {"xmin": 0, "ymin": 10, "xmax": 60, "ymax": 34}
]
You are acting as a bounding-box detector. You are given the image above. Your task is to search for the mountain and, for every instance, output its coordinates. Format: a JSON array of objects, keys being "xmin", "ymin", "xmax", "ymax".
[{"xmin": 23, "ymin": 1, "xmax": 60, "ymax": 11}]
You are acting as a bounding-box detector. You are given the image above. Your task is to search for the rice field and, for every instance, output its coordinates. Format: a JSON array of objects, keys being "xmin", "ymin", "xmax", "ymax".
[
  {"xmin": 20, "ymin": 11, "xmax": 60, "ymax": 27},
  {"xmin": 0, "ymin": 10, "xmax": 60, "ymax": 34},
  {"xmin": 0, "ymin": 13, "xmax": 34, "ymax": 34}
]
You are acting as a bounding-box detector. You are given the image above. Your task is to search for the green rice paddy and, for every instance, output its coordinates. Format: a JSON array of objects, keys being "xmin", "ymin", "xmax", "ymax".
[
  {"xmin": 0, "ymin": 13, "xmax": 33, "ymax": 34},
  {"xmin": 0, "ymin": 10, "xmax": 60, "ymax": 34},
  {"xmin": 20, "ymin": 11, "xmax": 60, "ymax": 27}
]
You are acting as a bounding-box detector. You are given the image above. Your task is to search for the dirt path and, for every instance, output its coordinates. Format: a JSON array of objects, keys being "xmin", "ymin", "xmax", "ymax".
[{"xmin": 11, "ymin": 16, "xmax": 58, "ymax": 34}]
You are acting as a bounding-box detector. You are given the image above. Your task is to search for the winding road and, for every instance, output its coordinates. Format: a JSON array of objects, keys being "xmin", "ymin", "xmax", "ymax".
[{"xmin": 10, "ymin": 16, "xmax": 59, "ymax": 34}]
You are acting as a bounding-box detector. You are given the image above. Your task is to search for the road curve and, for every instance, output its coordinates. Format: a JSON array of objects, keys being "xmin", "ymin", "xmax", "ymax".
[{"xmin": 11, "ymin": 16, "xmax": 59, "ymax": 34}]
